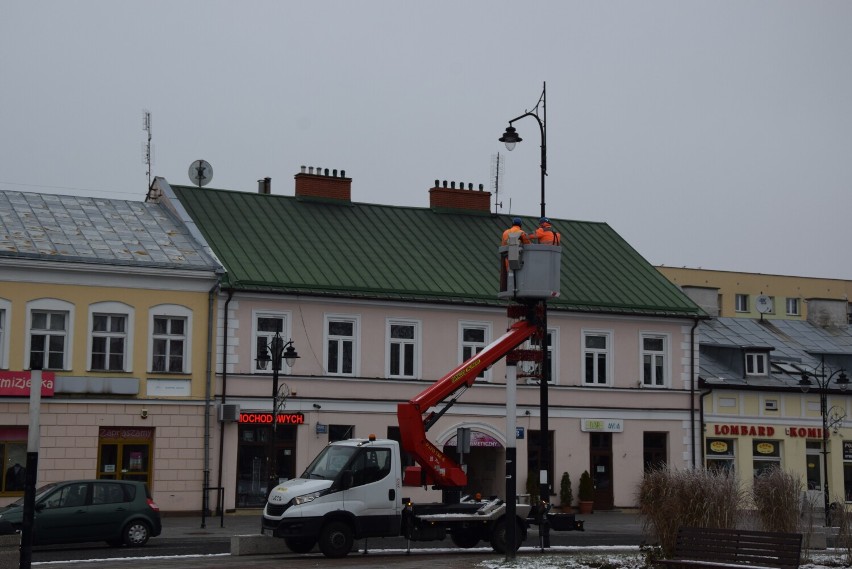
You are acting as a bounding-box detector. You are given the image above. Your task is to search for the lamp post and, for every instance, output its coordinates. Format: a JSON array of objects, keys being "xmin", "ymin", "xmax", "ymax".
[
  {"xmin": 499, "ymin": 81, "xmax": 551, "ymax": 548},
  {"xmin": 256, "ymin": 332, "xmax": 299, "ymax": 496},
  {"xmin": 798, "ymin": 363, "xmax": 848, "ymax": 526}
]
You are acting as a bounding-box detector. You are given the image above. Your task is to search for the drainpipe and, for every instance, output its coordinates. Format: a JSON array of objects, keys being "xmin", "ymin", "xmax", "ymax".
[
  {"xmin": 690, "ymin": 318, "xmax": 699, "ymax": 467},
  {"xmin": 699, "ymin": 383, "xmax": 712, "ymax": 466},
  {"xmin": 215, "ymin": 289, "xmax": 235, "ymax": 511},
  {"xmin": 201, "ymin": 272, "xmax": 222, "ymax": 527}
]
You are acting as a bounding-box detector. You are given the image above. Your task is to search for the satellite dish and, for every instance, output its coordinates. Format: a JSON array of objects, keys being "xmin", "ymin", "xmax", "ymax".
[
  {"xmin": 188, "ymin": 159, "xmax": 213, "ymax": 187},
  {"xmin": 755, "ymin": 294, "xmax": 773, "ymax": 314}
]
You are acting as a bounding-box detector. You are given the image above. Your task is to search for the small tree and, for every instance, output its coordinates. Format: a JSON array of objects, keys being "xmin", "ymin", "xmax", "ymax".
[
  {"xmin": 559, "ymin": 472, "xmax": 573, "ymax": 508},
  {"xmin": 578, "ymin": 470, "xmax": 594, "ymax": 501}
]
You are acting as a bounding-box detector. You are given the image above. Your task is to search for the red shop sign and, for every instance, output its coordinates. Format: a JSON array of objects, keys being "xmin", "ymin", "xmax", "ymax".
[
  {"xmin": 239, "ymin": 412, "xmax": 305, "ymax": 425},
  {"xmin": 0, "ymin": 371, "xmax": 56, "ymax": 397}
]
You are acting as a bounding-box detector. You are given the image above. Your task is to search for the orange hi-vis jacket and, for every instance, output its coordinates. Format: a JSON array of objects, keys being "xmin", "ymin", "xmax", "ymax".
[
  {"xmin": 533, "ymin": 222, "xmax": 561, "ymax": 245},
  {"xmin": 502, "ymin": 225, "xmax": 531, "ymax": 246}
]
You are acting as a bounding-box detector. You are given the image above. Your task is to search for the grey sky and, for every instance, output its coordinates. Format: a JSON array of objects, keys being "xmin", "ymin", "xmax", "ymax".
[{"xmin": 2, "ymin": 1, "xmax": 851, "ymax": 278}]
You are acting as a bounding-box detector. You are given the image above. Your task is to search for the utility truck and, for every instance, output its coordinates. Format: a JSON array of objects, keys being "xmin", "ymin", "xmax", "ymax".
[{"xmin": 261, "ymin": 242, "xmax": 562, "ymax": 558}]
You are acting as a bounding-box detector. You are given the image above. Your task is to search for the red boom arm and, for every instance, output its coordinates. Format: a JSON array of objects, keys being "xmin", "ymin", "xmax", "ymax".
[{"xmin": 397, "ymin": 319, "xmax": 539, "ymax": 488}]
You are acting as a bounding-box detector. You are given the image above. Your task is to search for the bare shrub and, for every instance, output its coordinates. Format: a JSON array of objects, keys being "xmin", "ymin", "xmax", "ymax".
[
  {"xmin": 638, "ymin": 466, "xmax": 743, "ymax": 557},
  {"xmin": 833, "ymin": 495, "xmax": 852, "ymax": 566},
  {"xmin": 751, "ymin": 467, "xmax": 802, "ymax": 533}
]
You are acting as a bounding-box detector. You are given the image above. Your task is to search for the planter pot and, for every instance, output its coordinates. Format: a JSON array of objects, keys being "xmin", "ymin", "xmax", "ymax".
[{"xmin": 578, "ymin": 500, "xmax": 594, "ymax": 514}]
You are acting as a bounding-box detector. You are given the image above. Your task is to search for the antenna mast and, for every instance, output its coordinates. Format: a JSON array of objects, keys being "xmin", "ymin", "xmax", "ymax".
[
  {"xmin": 490, "ymin": 152, "xmax": 505, "ymax": 213},
  {"xmin": 142, "ymin": 110, "xmax": 153, "ymax": 189}
]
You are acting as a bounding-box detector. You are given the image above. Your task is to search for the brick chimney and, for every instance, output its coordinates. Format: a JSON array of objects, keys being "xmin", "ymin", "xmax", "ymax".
[
  {"xmin": 294, "ymin": 166, "xmax": 351, "ymax": 202},
  {"xmin": 429, "ymin": 180, "xmax": 491, "ymax": 212}
]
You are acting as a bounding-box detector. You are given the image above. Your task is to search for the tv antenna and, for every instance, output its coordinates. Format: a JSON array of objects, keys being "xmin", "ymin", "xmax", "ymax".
[
  {"xmin": 142, "ymin": 110, "xmax": 154, "ymax": 189},
  {"xmin": 490, "ymin": 152, "xmax": 505, "ymax": 213}
]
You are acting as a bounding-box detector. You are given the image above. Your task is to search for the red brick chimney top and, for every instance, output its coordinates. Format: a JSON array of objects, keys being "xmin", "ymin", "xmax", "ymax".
[
  {"xmin": 429, "ymin": 180, "xmax": 491, "ymax": 213},
  {"xmin": 294, "ymin": 166, "xmax": 351, "ymax": 202}
]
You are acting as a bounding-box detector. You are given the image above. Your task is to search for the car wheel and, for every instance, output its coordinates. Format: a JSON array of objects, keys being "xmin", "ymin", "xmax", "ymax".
[
  {"xmin": 122, "ymin": 520, "xmax": 151, "ymax": 547},
  {"xmin": 489, "ymin": 517, "xmax": 523, "ymax": 554},
  {"xmin": 284, "ymin": 536, "xmax": 316, "ymax": 553},
  {"xmin": 318, "ymin": 520, "xmax": 353, "ymax": 558}
]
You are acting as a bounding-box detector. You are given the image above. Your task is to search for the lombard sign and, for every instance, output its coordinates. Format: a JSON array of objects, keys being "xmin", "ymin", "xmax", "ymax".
[
  {"xmin": 0, "ymin": 371, "xmax": 56, "ymax": 397},
  {"xmin": 581, "ymin": 418, "xmax": 624, "ymax": 433}
]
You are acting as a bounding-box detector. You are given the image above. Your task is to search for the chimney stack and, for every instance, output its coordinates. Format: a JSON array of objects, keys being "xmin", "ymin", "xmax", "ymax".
[
  {"xmin": 429, "ymin": 180, "xmax": 490, "ymax": 212},
  {"xmin": 258, "ymin": 177, "xmax": 271, "ymax": 194},
  {"xmin": 295, "ymin": 166, "xmax": 351, "ymax": 202}
]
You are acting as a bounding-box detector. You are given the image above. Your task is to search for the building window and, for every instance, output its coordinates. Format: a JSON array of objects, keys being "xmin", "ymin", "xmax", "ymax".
[
  {"xmin": 735, "ymin": 294, "xmax": 749, "ymax": 313},
  {"xmin": 786, "ymin": 298, "xmax": 800, "ymax": 316},
  {"xmin": 745, "ymin": 353, "xmax": 768, "ymax": 376},
  {"xmin": 843, "ymin": 440, "xmax": 852, "ymax": 502},
  {"xmin": 641, "ymin": 334, "xmax": 668, "ymax": 387},
  {"xmin": 329, "ymin": 424, "xmax": 355, "ymax": 442},
  {"xmin": 752, "ymin": 439, "xmax": 781, "ymax": 477},
  {"xmin": 387, "ymin": 319, "xmax": 420, "ymax": 379},
  {"xmin": 520, "ymin": 328, "xmax": 557, "ymax": 384},
  {"xmin": 460, "ymin": 322, "xmax": 490, "ymax": 381},
  {"xmin": 706, "ymin": 438, "xmax": 735, "ymax": 473},
  {"xmin": 387, "ymin": 426, "xmax": 416, "ymax": 469},
  {"xmin": 325, "ymin": 315, "xmax": 358, "ymax": 376},
  {"xmin": 30, "ymin": 311, "xmax": 69, "ymax": 370},
  {"xmin": 583, "ymin": 331, "xmax": 611, "ymax": 385},
  {"xmin": 643, "ymin": 432, "xmax": 668, "ymax": 471},
  {"xmin": 88, "ymin": 302, "xmax": 133, "ymax": 372},
  {"xmin": 1, "ymin": 427, "xmax": 27, "ymax": 494},
  {"xmin": 0, "ymin": 299, "xmax": 8, "ymax": 369},
  {"xmin": 149, "ymin": 305, "xmax": 192, "ymax": 374},
  {"xmin": 252, "ymin": 312, "xmax": 290, "ymax": 374}
]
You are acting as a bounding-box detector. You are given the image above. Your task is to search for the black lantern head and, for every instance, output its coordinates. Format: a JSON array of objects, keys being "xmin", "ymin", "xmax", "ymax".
[{"xmin": 499, "ymin": 125, "xmax": 522, "ymax": 151}]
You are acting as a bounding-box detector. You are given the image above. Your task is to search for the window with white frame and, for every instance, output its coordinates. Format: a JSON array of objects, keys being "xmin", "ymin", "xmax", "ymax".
[
  {"xmin": 387, "ymin": 319, "xmax": 419, "ymax": 379},
  {"xmin": 0, "ymin": 299, "xmax": 8, "ymax": 369},
  {"xmin": 735, "ymin": 294, "xmax": 749, "ymax": 312},
  {"xmin": 149, "ymin": 305, "xmax": 192, "ymax": 374},
  {"xmin": 460, "ymin": 322, "xmax": 490, "ymax": 380},
  {"xmin": 325, "ymin": 315, "xmax": 358, "ymax": 376},
  {"xmin": 253, "ymin": 312, "xmax": 289, "ymax": 373},
  {"xmin": 28, "ymin": 299, "xmax": 74, "ymax": 370},
  {"xmin": 583, "ymin": 331, "xmax": 611, "ymax": 385},
  {"xmin": 88, "ymin": 302, "xmax": 133, "ymax": 372},
  {"xmin": 641, "ymin": 334, "xmax": 668, "ymax": 387},
  {"xmin": 745, "ymin": 352, "xmax": 768, "ymax": 376},
  {"xmin": 786, "ymin": 297, "xmax": 800, "ymax": 316},
  {"xmin": 519, "ymin": 328, "xmax": 557, "ymax": 384}
]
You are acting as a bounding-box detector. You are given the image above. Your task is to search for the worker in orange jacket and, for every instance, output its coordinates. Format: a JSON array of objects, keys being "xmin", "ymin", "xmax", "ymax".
[
  {"xmin": 502, "ymin": 217, "xmax": 531, "ymax": 246},
  {"xmin": 532, "ymin": 217, "xmax": 561, "ymax": 245}
]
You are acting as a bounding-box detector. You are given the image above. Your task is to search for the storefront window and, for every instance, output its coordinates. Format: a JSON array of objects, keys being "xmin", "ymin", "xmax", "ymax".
[
  {"xmin": 752, "ymin": 439, "xmax": 781, "ymax": 476},
  {"xmin": 97, "ymin": 427, "xmax": 154, "ymax": 484},
  {"xmin": 844, "ymin": 441, "xmax": 852, "ymax": 502},
  {"xmin": 1, "ymin": 427, "xmax": 27, "ymax": 494},
  {"xmin": 236, "ymin": 424, "xmax": 296, "ymax": 508},
  {"xmin": 706, "ymin": 438, "xmax": 735, "ymax": 473}
]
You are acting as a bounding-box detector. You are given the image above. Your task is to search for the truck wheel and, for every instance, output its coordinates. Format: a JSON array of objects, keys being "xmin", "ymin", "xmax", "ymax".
[
  {"xmin": 285, "ymin": 536, "xmax": 316, "ymax": 553},
  {"xmin": 489, "ymin": 517, "xmax": 523, "ymax": 554},
  {"xmin": 319, "ymin": 520, "xmax": 353, "ymax": 558},
  {"xmin": 450, "ymin": 530, "xmax": 480, "ymax": 548}
]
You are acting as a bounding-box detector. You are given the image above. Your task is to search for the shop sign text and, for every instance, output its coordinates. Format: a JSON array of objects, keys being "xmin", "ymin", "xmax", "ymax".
[
  {"xmin": 713, "ymin": 424, "xmax": 775, "ymax": 437},
  {"xmin": 239, "ymin": 412, "xmax": 305, "ymax": 425}
]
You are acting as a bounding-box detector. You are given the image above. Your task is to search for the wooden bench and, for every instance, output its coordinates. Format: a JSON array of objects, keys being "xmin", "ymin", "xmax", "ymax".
[{"xmin": 656, "ymin": 527, "xmax": 802, "ymax": 569}]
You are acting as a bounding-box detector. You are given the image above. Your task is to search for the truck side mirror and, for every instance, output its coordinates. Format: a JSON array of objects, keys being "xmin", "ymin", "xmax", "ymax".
[{"xmin": 341, "ymin": 470, "xmax": 354, "ymax": 490}]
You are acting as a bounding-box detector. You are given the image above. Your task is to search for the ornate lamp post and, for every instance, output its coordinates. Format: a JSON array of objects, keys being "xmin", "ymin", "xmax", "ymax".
[
  {"xmin": 256, "ymin": 332, "xmax": 299, "ymax": 496},
  {"xmin": 798, "ymin": 363, "xmax": 848, "ymax": 526},
  {"xmin": 499, "ymin": 81, "xmax": 552, "ymax": 549}
]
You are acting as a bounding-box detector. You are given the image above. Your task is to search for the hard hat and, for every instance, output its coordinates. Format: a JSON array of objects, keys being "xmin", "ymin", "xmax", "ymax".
[
  {"xmin": 539, "ymin": 217, "xmax": 550, "ymax": 224},
  {"xmin": 512, "ymin": 217, "xmax": 522, "ymax": 225}
]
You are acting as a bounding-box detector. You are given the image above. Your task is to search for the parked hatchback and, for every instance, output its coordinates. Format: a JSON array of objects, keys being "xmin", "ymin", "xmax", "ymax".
[{"xmin": 0, "ymin": 479, "xmax": 161, "ymax": 546}]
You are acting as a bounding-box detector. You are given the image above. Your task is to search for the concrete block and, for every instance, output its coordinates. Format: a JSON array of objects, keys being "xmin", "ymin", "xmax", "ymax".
[{"xmin": 231, "ymin": 534, "xmax": 291, "ymax": 556}]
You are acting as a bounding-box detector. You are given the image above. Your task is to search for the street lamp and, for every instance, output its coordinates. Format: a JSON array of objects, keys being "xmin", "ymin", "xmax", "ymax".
[
  {"xmin": 499, "ymin": 81, "xmax": 552, "ymax": 549},
  {"xmin": 256, "ymin": 332, "xmax": 299, "ymax": 496},
  {"xmin": 798, "ymin": 363, "xmax": 848, "ymax": 526}
]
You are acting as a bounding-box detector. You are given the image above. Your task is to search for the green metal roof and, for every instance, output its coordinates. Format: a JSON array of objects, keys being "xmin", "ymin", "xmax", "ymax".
[{"xmin": 169, "ymin": 184, "xmax": 703, "ymax": 318}]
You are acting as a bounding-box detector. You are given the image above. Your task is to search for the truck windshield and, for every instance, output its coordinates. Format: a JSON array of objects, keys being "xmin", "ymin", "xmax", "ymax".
[{"xmin": 302, "ymin": 445, "xmax": 357, "ymax": 480}]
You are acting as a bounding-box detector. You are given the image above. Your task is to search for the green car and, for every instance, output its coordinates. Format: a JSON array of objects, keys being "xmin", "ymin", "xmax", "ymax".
[{"xmin": 0, "ymin": 479, "xmax": 161, "ymax": 547}]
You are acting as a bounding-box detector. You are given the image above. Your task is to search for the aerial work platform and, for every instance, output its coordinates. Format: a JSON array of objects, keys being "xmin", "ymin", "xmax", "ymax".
[{"xmin": 498, "ymin": 243, "xmax": 562, "ymax": 300}]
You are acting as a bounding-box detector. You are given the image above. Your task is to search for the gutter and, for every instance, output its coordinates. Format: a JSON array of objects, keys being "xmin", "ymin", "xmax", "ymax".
[
  {"xmin": 215, "ymin": 288, "xmax": 235, "ymax": 512},
  {"xmin": 202, "ymin": 270, "xmax": 222, "ymax": 526},
  {"xmin": 690, "ymin": 318, "xmax": 699, "ymax": 467}
]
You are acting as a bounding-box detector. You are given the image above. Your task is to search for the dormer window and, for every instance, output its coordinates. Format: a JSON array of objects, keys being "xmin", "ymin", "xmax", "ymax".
[{"xmin": 745, "ymin": 352, "xmax": 768, "ymax": 376}]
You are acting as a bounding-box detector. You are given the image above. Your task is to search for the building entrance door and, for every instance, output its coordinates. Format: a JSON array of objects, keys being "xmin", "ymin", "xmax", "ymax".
[{"xmin": 590, "ymin": 432, "xmax": 613, "ymax": 510}]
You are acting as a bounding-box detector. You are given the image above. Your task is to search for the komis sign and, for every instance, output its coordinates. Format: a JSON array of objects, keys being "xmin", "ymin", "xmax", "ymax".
[{"xmin": 239, "ymin": 412, "xmax": 305, "ymax": 425}]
